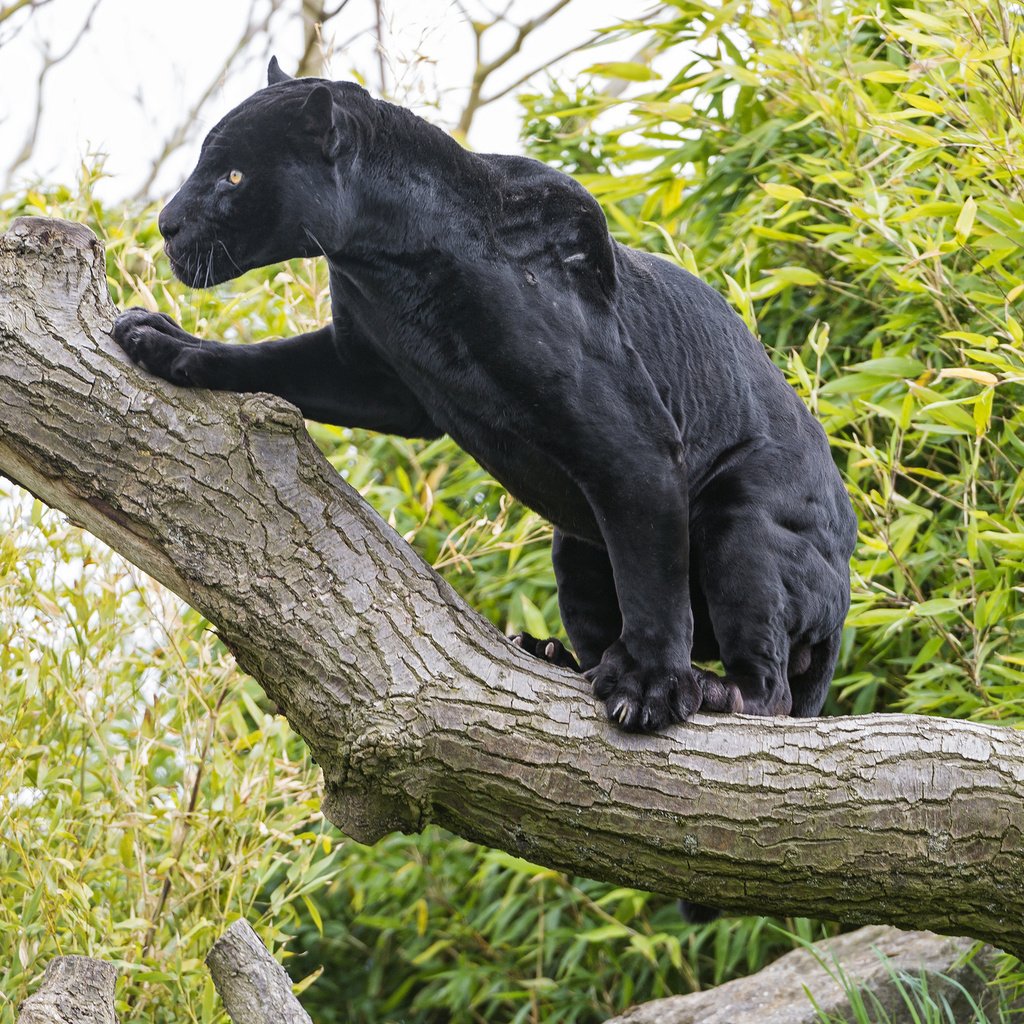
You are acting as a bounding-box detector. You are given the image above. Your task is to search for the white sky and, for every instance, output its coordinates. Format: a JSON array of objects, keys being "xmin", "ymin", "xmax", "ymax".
[{"xmin": 0, "ymin": 0, "xmax": 655, "ymax": 202}]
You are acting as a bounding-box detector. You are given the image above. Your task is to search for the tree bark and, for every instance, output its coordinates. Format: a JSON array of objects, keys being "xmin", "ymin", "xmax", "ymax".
[
  {"xmin": 1, "ymin": 217, "xmax": 1022, "ymax": 958},
  {"xmin": 16, "ymin": 957, "xmax": 118, "ymax": 1024},
  {"xmin": 206, "ymin": 921, "xmax": 313, "ymax": 1024}
]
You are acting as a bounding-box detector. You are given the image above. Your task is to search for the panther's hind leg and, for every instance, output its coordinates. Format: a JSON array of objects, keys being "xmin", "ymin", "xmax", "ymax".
[
  {"xmin": 788, "ymin": 627, "xmax": 843, "ymax": 717},
  {"xmin": 553, "ymin": 531, "xmax": 623, "ymax": 671},
  {"xmin": 696, "ymin": 529, "xmax": 797, "ymax": 717}
]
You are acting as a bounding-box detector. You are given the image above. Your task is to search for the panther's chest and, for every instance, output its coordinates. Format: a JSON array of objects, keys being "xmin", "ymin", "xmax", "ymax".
[{"xmin": 445, "ymin": 413, "xmax": 600, "ymax": 543}]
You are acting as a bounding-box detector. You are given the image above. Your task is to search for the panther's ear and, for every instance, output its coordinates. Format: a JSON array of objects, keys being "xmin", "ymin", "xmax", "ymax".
[
  {"xmin": 300, "ymin": 84, "xmax": 342, "ymax": 161},
  {"xmin": 268, "ymin": 55, "xmax": 293, "ymax": 85}
]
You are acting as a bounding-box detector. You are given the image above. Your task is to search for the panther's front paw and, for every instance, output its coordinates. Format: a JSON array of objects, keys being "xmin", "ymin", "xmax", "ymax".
[
  {"xmin": 585, "ymin": 640, "xmax": 701, "ymax": 732},
  {"xmin": 112, "ymin": 308, "xmax": 204, "ymax": 385},
  {"xmin": 509, "ymin": 632, "xmax": 580, "ymax": 671}
]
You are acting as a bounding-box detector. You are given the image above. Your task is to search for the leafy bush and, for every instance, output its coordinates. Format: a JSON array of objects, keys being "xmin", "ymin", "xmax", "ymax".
[
  {"xmin": 0, "ymin": 485, "xmax": 338, "ymax": 1023},
  {"xmin": 523, "ymin": 0, "xmax": 1024, "ymax": 724},
  {"xmin": 287, "ymin": 834, "xmax": 831, "ymax": 1024}
]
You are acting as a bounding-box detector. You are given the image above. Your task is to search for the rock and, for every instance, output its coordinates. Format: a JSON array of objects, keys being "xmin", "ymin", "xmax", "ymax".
[{"xmin": 605, "ymin": 926, "xmax": 992, "ymax": 1024}]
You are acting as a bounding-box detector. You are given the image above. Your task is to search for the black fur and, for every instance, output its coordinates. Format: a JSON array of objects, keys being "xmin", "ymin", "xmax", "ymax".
[{"xmin": 113, "ymin": 61, "xmax": 857, "ymax": 734}]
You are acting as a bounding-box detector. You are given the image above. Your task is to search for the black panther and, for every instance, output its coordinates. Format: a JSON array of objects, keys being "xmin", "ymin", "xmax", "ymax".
[{"xmin": 113, "ymin": 58, "xmax": 857, "ymax": 734}]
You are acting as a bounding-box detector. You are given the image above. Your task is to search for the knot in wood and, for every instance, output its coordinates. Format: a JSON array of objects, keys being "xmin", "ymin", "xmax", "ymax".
[{"xmin": 240, "ymin": 394, "xmax": 305, "ymax": 432}]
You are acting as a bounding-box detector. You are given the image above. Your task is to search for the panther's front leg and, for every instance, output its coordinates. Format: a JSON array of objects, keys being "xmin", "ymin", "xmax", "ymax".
[
  {"xmin": 112, "ymin": 308, "xmax": 442, "ymax": 438},
  {"xmin": 580, "ymin": 469, "xmax": 741, "ymax": 732}
]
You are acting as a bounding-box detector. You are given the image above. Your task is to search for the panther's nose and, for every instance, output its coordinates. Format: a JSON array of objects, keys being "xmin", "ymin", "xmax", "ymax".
[{"xmin": 158, "ymin": 206, "xmax": 183, "ymax": 241}]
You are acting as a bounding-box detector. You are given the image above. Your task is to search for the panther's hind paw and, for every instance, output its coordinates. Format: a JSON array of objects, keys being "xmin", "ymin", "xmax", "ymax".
[
  {"xmin": 508, "ymin": 633, "xmax": 580, "ymax": 671},
  {"xmin": 698, "ymin": 671, "xmax": 744, "ymax": 713}
]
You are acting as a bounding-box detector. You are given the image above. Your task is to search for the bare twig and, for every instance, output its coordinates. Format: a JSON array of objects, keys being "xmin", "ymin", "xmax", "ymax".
[
  {"xmin": 0, "ymin": 0, "xmax": 53, "ymax": 27},
  {"xmin": 130, "ymin": 0, "xmax": 284, "ymax": 202},
  {"xmin": 479, "ymin": 32, "xmax": 603, "ymax": 106},
  {"xmin": 372, "ymin": 0, "xmax": 387, "ymax": 94},
  {"xmin": 4, "ymin": 0, "xmax": 102, "ymax": 184},
  {"xmin": 454, "ymin": 0, "xmax": 575, "ymax": 137}
]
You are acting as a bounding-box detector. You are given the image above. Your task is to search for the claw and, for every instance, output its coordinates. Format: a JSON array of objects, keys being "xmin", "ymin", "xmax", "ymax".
[
  {"xmin": 544, "ymin": 641, "xmax": 555, "ymax": 659},
  {"xmin": 512, "ymin": 636, "xmax": 522, "ymax": 648}
]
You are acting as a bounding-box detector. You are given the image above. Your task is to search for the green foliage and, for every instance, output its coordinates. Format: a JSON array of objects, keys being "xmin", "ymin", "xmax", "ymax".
[
  {"xmin": 523, "ymin": 0, "xmax": 1024, "ymax": 724},
  {"xmin": 287, "ymin": 832, "xmax": 830, "ymax": 1024},
  {"xmin": 811, "ymin": 962, "xmax": 1016, "ymax": 1024},
  {"xmin": 0, "ymin": 485, "xmax": 336, "ymax": 1023}
]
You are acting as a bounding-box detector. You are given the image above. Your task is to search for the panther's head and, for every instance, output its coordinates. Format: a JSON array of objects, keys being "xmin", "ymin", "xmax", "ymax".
[{"xmin": 159, "ymin": 58, "xmax": 374, "ymax": 287}]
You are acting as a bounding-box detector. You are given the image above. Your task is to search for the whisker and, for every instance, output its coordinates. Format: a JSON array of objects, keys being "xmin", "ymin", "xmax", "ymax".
[
  {"xmin": 215, "ymin": 238, "xmax": 243, "ymax": 275},
  {"xmin": 303, "ymin": 225, "xmax": 329, "ymax": 260}
]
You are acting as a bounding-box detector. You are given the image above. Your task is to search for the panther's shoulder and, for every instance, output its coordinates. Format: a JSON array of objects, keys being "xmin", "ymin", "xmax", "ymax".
[{"xmin": 479, "ymin": 153, "xmax": 617, "ymax": 299}]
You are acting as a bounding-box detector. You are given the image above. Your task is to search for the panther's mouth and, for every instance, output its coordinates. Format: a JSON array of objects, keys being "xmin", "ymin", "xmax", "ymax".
[
  {"xmin": 163, "ymin": 239, "xmax": 198, "ymax": 285},
  {"xmin": 164, "ymin": 240, "xmax": 239, "ymax": 288}
]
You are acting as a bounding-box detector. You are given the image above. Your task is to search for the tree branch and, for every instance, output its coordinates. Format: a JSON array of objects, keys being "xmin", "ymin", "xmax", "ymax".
[
  {"xmin": 206, "ymin": 921, "xmax": 312, "ymax": 1024},
  {"xmin": 16, "ymin": 957, "xmax": 118, "ymax": 1024},
  {"xmin": 1, "ymin": 217, "xmax": 1022, "ymax": 958},
  {"xmin": 0, "ymin": 0, "xmax": 53, "ymax": 30},
  {"xmin": 454, "ymin": 0, "xmax": 575, "ymax": 138}
]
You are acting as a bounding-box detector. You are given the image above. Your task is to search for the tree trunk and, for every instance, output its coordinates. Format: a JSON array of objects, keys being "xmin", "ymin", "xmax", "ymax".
[{"xmin": 1, "ymin": 217, "xmax": 1022, "ymax": 957}]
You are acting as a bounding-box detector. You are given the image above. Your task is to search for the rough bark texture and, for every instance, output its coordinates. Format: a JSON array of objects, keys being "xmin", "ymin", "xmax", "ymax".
[
  {"xmin": 1, "ymin": 217, "xmax": 1022, "ymax": 956},
  {"xmin": 606, "ymin": 926, "xmax": 994, "ymax": 1024},
  {"xmin": 16, "ymin": 957, "xmax": 118, "ymax": 1024},
  {"xmin": 206, "ymin": 921, "xmax": 313, "ymax": 1024}
]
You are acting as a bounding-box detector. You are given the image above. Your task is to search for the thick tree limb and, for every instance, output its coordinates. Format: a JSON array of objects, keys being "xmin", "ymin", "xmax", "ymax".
[
  {"xmin": 16, "ymin": 957, "xmax": 118, "ymax": 1024},
  {"xmin": 1, "ymin": 217, "xmax": 1022, "ymax": 957},
  {"xmin": 206, "ymin": 921, "xmax": 312, "ymax": 1024}
]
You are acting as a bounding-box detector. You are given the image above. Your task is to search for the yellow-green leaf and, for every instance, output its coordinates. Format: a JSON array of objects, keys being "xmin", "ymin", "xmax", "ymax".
[
  {"xmin": 902, "ymin": 93, "xmax": 945, "ymax": 114},
  {"xmin": 955, "ymin": 197, "xmax": 977, "ymax": 244},
  {"xmin": 937, "ymin": 367, "xmax": 998, "ymax": 386},
  {"xmin": 897, "ymin": 7, "xmax": 951, "ymax": 32},
  {"xmin": 974, "ymin": 387, "xmax": 994, "ymax": 435},
  {"xmin": 762, "ymin": 182, "xmax": 806, "ymax": 202},
  {"xmin": 584, "ymin": 62, "xmax": 660, "ymax": 82},
  {"xmin": 864, "ymin": 68, "xmax": 910, "ymax": 83},
  {"xmin": 764, "ymin": 266, "xmax": 823, "ymax": 287},
  {"xmin": 518, "ymin": 593, "xmax": 548, "ymax": 638}
]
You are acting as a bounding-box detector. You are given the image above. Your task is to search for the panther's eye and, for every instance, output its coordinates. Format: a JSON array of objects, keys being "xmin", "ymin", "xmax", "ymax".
[{"xmin": 227, "ymin": 169, "xmax": 244, "ymax": 186}]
